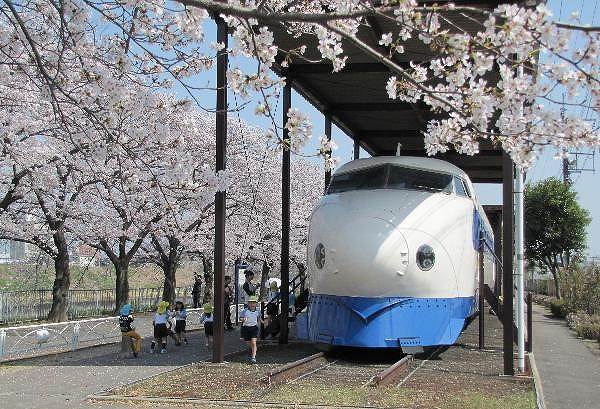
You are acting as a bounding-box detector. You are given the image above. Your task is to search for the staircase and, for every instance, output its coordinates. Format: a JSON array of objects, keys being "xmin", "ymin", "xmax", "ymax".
[{"xmin": 260, "ymin": 272, "xmax": 307, "ymax": 338}]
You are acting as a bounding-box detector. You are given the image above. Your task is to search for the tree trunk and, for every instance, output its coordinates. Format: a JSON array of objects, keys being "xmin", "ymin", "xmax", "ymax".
[
  {"xmin": 114, "ymin": 260, "xmax": 129, "ymax": 312},
  {"xmin": 259, "ymin": 261, "xmax": 271, "ymax": 300},
  {"xmin": 160, "ymin": 236, "xmax": 180, "ymax": 304},
  {"xmin": 47, "ymin": 228, "xmax": 70, "ymax": 322},
  {"xmin": 162, "ymin": 263, "xmax": 176, "ymax": 304},
  {"xmin": 550, "ymin": 267, "xmax": 562, "ymax": 299},
  {"xmin": 201, "ymin": 255, "xmax": 213, "ymax": 304}
]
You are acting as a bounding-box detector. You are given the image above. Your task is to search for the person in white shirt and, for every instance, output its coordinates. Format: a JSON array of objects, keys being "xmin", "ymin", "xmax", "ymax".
[
  {"xmin": 240, "ymin": 296, "xmax": 263, "ymax": 364},
  {"xmin": 200, "ymin": 303, "xmax": 214, "ymax": 347},
  {"xmin": 151, "ymin": 301, "xmax": 170, "ymax": 354},
  {"xmin": 173, "ymin": 301, "xmax": 188, "ymax": 345}
]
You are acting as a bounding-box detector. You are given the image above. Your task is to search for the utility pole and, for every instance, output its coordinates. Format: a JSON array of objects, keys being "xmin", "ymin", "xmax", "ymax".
[
  {"xmin": 562, "ymin": 154, "xmax": 571, "ymax": 185},
  {"xmin": 560, "ymin": 104, "xmax": 571, "ymax": 185},
  {"xmin": 560, "ymin": 100, "xmax": 596, "ymax": 185}
]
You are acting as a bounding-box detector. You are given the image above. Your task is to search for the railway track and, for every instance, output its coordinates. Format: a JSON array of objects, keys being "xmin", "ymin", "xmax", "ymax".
[{"xmin": 261, "ymin": 351, "xmax": 414, "ymax": 388}]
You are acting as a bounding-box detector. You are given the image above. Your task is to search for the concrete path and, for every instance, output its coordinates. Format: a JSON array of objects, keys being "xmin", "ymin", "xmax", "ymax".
[
  {"xmin": 0, "ymin": 327, "xmax": 247, "ymax": 409},
  {"xmin": 532, "ymin": 304, "xmax": 600, "ymax": 409}
]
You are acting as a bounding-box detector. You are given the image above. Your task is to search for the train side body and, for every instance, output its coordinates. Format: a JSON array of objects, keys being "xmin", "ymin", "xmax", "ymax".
[{"xmin": 296, "ymin": 156, "xmax": 495, "ymax": 351}]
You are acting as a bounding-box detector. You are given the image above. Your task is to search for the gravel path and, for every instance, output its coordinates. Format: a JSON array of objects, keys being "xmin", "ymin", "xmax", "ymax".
[{"xmin": 0, "ymin": 323, "xmax": 247, "ymax": 409}]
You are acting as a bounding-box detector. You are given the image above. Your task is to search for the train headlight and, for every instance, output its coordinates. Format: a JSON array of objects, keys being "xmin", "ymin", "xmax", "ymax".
[
  {"xmin": 314, "ymin": 243, "xmax": 325, "ymax": 269},
  {"xmin": 416, "ymin": 245, "xmax": 435, "ymax": 271}
]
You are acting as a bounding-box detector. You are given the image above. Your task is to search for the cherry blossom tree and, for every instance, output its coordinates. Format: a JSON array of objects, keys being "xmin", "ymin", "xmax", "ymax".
[
  {"xmin": 142, "ymin": 115, "xmax": 280, "ymax": 304},
  {"xmin": 72, "ymin": 92, "xmax": 226, "ymax": 311},
  {"xmin": 3, "ymin": 0, "xmax": 598, "ymax": 320},
  {"xmin": 6, "ymin": 1, "xmax": 596, "ymax": 166},
  {"xmin": 231, "ymin": 153, "xmax": 323, "ymax": 298},
  {"xmin": 0, "ymin": 138, "xmax": 91, "ymax": 322}
]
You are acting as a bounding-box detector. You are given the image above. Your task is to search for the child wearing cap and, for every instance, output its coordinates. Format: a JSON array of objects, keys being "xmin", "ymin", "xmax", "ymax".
[
  {"xmin": 200, "ymin": 303, "xmax": 214, "ymax": 347},
  {"xmin": 173, "ymin": 301, "xmax": 188, "ymax": 345},
  {"xmin": 151, "ymin": 300, "xmax": 170, "ymax": 354},
  {"xmin": 118, "ymin": 303, "xmax": 142, "ymax": 357},
  {"xmin": 241, "ymin": 296, "xmax": 263, "ymax": 364}
]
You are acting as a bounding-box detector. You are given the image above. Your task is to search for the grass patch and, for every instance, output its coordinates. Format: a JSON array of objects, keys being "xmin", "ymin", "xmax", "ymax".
[
  {"xmin": 266, "ymin": 382, "xmax": 415, "ymax": 408},
  {"xmin": 443, "ymin": 391, "xmax": 536, "ymax": 409},
  {"xmin": 262, "ymin": 380, "xmax": 534, "ymax": 409}
]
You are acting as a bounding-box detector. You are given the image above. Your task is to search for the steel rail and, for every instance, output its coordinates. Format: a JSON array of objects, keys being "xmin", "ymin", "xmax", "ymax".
[
  {"xmin": 370, "ymin": 355, "xmax": 413, "ymax": 387},
  {"xmin": 261, "ymin": 352, "xmax": 326, "ymax": 386}
]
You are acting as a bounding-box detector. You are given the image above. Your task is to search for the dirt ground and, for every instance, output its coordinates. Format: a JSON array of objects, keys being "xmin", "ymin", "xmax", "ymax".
[{"xmin": 101, "ymin": 309, "xmax": 535, "ymax": 409}]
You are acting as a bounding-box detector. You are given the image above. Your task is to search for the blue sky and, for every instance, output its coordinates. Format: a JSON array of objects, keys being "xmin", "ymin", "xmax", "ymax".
[{"xmin": 176, "ymin": 1, "xmax": 599, "ymax": 257}]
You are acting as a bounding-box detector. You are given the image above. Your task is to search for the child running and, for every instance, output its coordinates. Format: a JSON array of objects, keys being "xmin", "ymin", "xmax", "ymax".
[
  {"xmin": 241, "ymin": 296, "xmax": 263, "ymax": 364},
  {"xmin": 118, "ymin": 303, "xmax": 142, "ymax": 357},
  {"xmin": 173, "ymin": 301, "xmax": 188, "ymax": 345},
  {"xmin": 200, "ymin": 303, "xmax": 214, "ymax": 347},
  {"xmin": 151, "ymin": 300, "xmax": 170, "ymax": 354}
]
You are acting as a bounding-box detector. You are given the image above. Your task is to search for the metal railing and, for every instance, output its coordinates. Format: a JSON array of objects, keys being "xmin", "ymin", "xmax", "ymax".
[
  {"xmin": 263, "ymin": 272, "xmax": 306, "ymax": 314},
  {"xmin": 0, "ymin": 286, "xmax": 194, "ymax": 324},
  {"xmin": 0, "ymin": 316, "xmax": 121, "ymax": 362},
  {"xmin": 0, "ymin": 304, "xmax": 244, "ymax": 362}
]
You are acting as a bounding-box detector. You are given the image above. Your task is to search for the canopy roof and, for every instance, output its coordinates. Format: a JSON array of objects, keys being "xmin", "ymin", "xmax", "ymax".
[{"xmin": 268, "ymin": 1, "xmax": 512, "ymax": 183}]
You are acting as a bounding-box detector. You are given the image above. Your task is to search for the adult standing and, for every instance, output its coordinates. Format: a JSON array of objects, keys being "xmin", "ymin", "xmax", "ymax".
[
  {"xmin": 192, "ymin": 274, "xmax": 202, "ymax": 308},
  {"xmin": 241, "ymin": 270, "xmax": 258, "ymax": 307},
  {"xmin": 224, "ymin": 275, "xmax": 234, "ymax": 330}
]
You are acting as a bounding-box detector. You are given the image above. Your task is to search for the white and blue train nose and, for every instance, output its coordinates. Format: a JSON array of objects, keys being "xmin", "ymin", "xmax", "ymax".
[{"xmin": 297, "ymin": 188, "xmax": 477, "ymax": 351}]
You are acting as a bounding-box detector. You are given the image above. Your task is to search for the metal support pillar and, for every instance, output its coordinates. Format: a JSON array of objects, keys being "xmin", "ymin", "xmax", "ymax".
[
  {"xmin": 478, "ymin": 233, "xmax": 485, "ymax": 350},
  {"xmin": 353, "ymin": 137, "xmax": 360, "ymax": 159},
  {"xmin": 212, "ymin": 16, "xmax": 228, "ymax": 363},
  {"xmin": 492, "ymin": 213, "xmax": 502, "ymax": 297},
  {"xmin": 515, "ymin": 166, "xmax": 525, "ymax": 372},
  {"xmin": 279, "ymin": 82, "xmax": 291, "ymax": 344},
  {"xmin": 526, "ymin": 293, "xmax": 533, "ymax": 353},
  {"xmin": 324, "ymin": 114, "xmax": 332, "ymax": 192},
  {"xmin": 502, "ymin": 152, "xmax": 514, "ymax": 376}
]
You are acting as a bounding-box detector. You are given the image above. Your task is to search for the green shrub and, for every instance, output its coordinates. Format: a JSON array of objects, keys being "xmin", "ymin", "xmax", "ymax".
[
  {"xmin": 560, "ymin": 265, "xmax": 600, "ymax": 315},
  {"xmin": 566, "ymin": 312, "xmax": 600, "ymax": 340},
  {"xmin": 550, "ymin": 299, "xmax": 568, "ymax": 318}
]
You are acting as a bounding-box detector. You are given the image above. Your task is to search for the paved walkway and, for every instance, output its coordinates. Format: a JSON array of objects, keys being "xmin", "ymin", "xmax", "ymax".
[
  {"xmin": 0, "ymin": 327, "xmax": 247, "ymax": 409},
  {"xmin": 532, "ymin": 304, "xmax": 600, "ymax": 409}
]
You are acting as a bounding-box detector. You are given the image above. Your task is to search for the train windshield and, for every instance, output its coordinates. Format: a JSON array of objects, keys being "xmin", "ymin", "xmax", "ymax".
[
  {"xmin": 327, "ymin": 165, "xmax": 453, "ymax": 194},
  {"xmin": 387, "ymin": 165, "xmax": 453, "ymax": 193},
  {"xmin": 327, "ymin": 165, "xmax": 388, "ymax": 194}
]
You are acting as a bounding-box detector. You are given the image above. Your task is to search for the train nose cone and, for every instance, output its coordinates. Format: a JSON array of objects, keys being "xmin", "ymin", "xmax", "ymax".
[{"xmin": 309, "ymin": 206, "xmax": 409, "ymax": 297}]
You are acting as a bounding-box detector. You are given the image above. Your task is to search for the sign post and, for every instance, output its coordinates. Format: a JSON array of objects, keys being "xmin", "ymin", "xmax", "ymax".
[{"xmin": 234, "ymin": 259, "xmax": 248, "ymax": 325}]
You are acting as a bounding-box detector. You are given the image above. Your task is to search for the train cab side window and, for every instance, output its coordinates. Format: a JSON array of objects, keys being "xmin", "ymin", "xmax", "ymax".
[
  {"xmin": 453, "ymin": 176, "xmax": 471, "ymax": 198},
  {"xmin": 327, "ymin": 165, "xmax": 387, "ymax": 194},
  {"xmin": 462, "ymin": 179, "xmax": 472, "ymax": 198}
]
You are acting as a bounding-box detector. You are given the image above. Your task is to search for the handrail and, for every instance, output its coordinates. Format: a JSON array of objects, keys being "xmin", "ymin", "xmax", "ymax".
[
  {"xmin": 481, "ymin": 238, "xmax": 503, "ymax": 271},
  {"xmin": 264, "ymin": 272, "xmax": 306, "ymax": 311},
  {"xmin": 1, "ymin": 315, "xmax": 119, "ymax": 332}
]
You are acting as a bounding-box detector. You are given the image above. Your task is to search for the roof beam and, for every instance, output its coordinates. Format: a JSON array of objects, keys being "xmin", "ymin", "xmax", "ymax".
[
  {"xmin": 379, "ymin": 149, "xmax": 503, "ymax": 157},
  {"xmin": 287, "ymin": 62, "xmax": 407, "ymax": 75},
  {"xmin": 331, "ymin": 102, "xmax": 415, "ymax": 112},
  {"xmin": 361, "ymin": 130, "xmax": 422, "ymax": 138}
]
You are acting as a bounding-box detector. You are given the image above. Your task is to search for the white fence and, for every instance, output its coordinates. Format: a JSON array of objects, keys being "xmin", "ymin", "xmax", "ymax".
[
  {"xmin": 0, "ymin": 286, "xmax": 194, "ymax": 324},
  {"xmin": 0, "ymin": 305, "xmax": 246, "ymax": 362}
]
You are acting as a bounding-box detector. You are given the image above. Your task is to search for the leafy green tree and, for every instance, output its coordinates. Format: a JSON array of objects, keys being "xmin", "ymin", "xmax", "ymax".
[{"xmin": 525, "ymin": 178, "xmax": 591, "ymax": 298}]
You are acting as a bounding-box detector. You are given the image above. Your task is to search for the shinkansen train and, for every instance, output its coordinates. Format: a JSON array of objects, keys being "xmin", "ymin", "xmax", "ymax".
[{"xmin": 296, "ymin": 156, "xmax": 495, "ymax": 353}]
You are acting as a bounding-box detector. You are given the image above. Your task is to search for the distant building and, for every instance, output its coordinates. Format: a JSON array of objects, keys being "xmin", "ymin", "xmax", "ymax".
[
  {"xmin": 73, "ymin": 244, "xmax": 100, "ymax": 267},
  {"xmin": 0, "ymin": 240, "xmax": 27, "ymax": 263}
]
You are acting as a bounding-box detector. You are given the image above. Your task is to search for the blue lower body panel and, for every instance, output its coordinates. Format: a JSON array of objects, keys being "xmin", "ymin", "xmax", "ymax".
[{"xmin": 296, "ymin": 294, "xmax": 476, "ymax": 348}]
